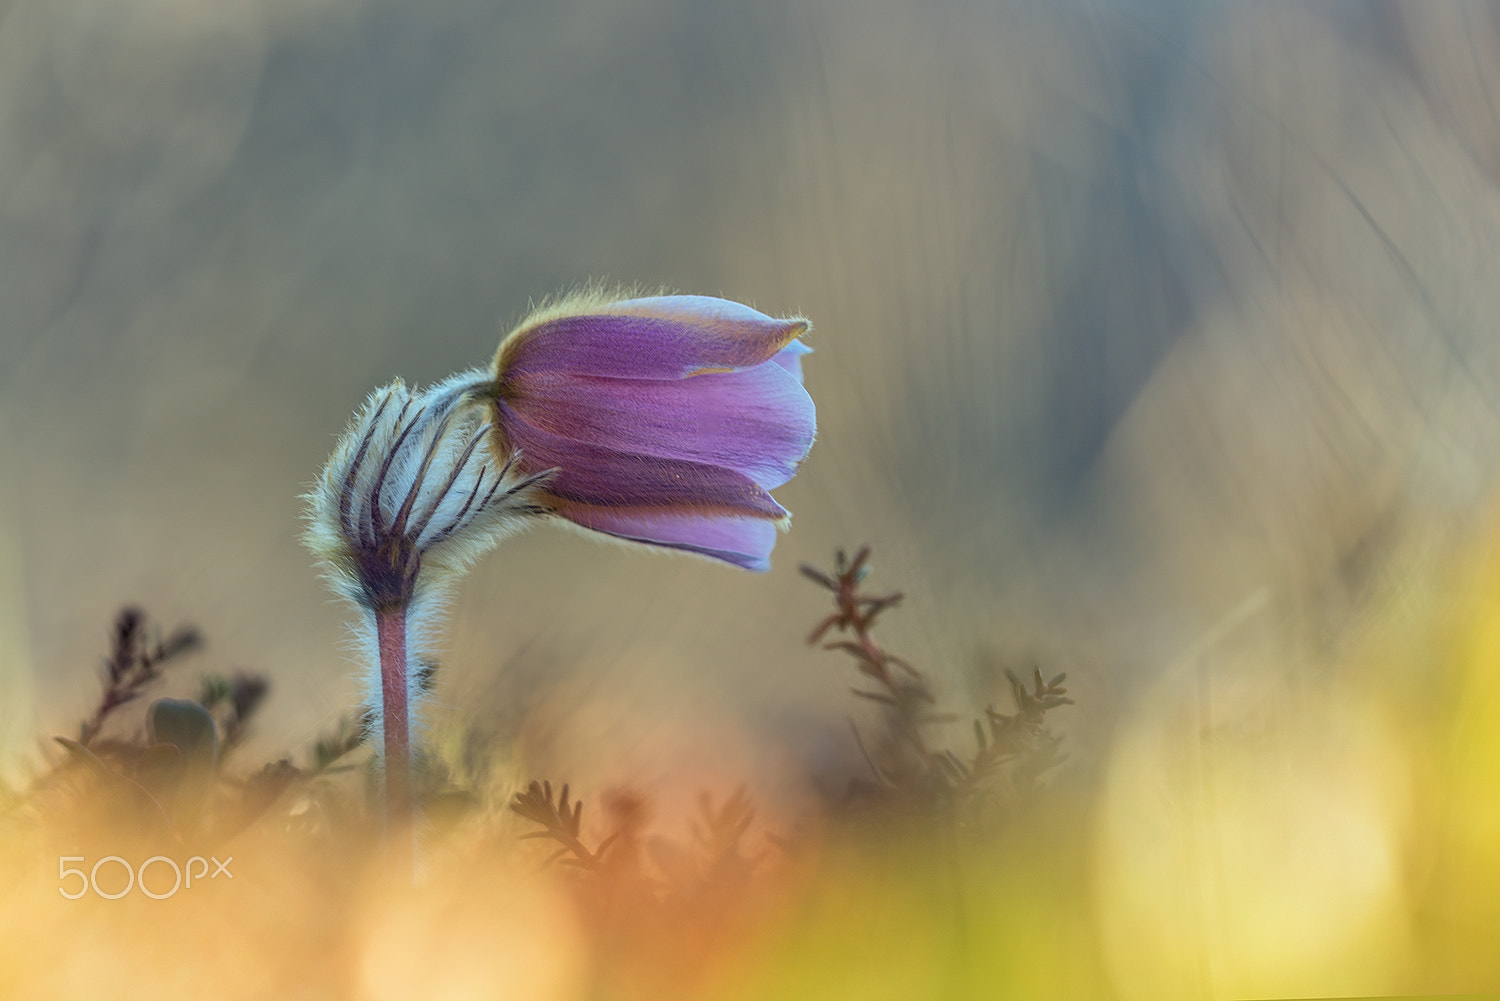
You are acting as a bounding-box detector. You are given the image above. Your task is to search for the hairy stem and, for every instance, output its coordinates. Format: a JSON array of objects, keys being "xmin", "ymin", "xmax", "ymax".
[{"xmin": 375, "ymin": 606, "xmax": 414, "ymax": 878}]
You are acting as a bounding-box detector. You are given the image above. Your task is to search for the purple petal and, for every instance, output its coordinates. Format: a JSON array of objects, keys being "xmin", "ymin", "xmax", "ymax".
[
  {"xmin": 771, "ymin": 340, "xmax": 813, "ymax": 384},
  {"xmin": 496, "ymin": 401, "xmax": 789, "ymax": 520},
  {"xmin": 501, "ymin": 358, "xmax": 815, "ymax": 491},
  {"xmin": 554, "ymin": 507, "xmax": 781, "ymax": 571},
  {"xmin": 499, "ymin": 296, "xmax": 809, "ymax": 382}
]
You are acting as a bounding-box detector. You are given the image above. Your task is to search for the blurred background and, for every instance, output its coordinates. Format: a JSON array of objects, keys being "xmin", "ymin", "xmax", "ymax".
[{"xmin": 4, "ymin": 0, "xmax": 1500, "ymax": 997}]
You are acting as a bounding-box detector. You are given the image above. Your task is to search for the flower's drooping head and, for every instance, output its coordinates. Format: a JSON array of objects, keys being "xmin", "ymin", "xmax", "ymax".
[
  {"xmin": 478, "ymin": 293, "xmax": 817, "ymax": 571},
  {"xmin": 303, "ymin": 373, "xmax": 552, "ymax": 611}
]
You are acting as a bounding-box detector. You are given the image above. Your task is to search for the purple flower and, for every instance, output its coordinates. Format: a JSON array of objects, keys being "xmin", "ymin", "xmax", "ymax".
[{"xmin": 478, "ymin": 293, "xmax": 817, "ymax": 570}]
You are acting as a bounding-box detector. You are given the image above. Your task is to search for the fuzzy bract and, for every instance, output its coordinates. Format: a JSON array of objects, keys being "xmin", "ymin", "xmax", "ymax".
[{"xmin": 303, "ymin": 373, "xmax": 552, "ymax": 611}]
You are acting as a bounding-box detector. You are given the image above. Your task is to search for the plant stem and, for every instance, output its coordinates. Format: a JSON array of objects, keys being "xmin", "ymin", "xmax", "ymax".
[{"xmin": 375, "ymin": 606, "xmax": 414, "ymax": 878}]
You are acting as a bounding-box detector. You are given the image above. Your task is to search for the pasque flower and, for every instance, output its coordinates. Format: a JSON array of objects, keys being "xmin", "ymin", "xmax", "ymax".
[
  {"xmin": 302, "ymin": 290, "xmax": 816, "ymax": 876},
  {"xmin": 472, "ymin": 292, "xmax": 817, "ymax": 571},
  {"xmin": 303, "ymin": 372, "xmax": 550, "ymax": 871}
]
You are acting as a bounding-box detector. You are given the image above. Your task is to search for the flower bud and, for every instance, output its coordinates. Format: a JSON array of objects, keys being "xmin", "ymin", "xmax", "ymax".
[{"xmin": 479, "ymin": 293, "xmax": 817, "ymax": 571}]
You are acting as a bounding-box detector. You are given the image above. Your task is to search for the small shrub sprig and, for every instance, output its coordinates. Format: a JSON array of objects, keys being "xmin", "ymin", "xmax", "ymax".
[
  {"xmin": 509, "ymin": 782, "xmax": 762, "ymax": 884},
  {"xmin": 510, "ymin": 780, "xmax": 775, "ymax": 997},
  {"xmin": 33, "ymin": 606, "xmax": 376, "ymax": 847},
  {"xmin": 78, "ymin": 606, "xmax": 202, "ymax": 747},
  {"xmin": 197, "ymin": 672, "xmax": 270, "ymax": 757},
  {"xmin": 510, "ymin": 780, "xmax": 619, "ymax": 869},
  {"xmin": 802, "ymin": 546, "xmax": 1074, "ymax": 820}
]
